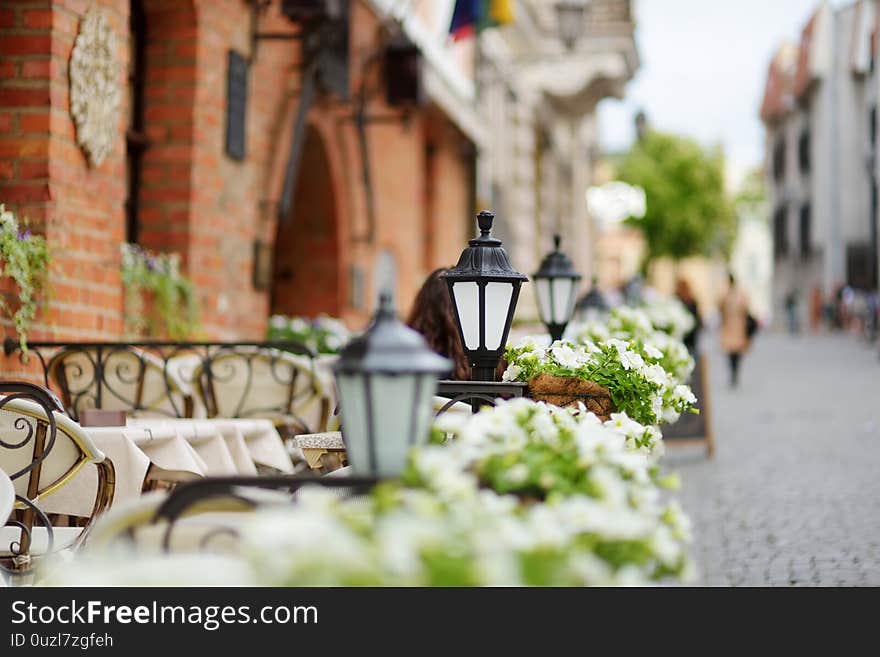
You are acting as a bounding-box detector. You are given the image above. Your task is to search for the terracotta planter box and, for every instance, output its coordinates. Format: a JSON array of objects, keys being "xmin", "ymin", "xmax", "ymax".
[{"xmin": 526, "ymin": 373, "xmax": 614, "ymax": 420}]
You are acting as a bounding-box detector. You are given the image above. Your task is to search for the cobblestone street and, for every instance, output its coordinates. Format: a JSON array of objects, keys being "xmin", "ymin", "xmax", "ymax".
[{"xmin": 666, "ymin": 331, "xmax": 880, "ymax": 586}]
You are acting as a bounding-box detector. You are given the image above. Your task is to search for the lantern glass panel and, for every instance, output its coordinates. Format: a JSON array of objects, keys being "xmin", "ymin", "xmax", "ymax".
[
  {"xmin": 338, "ymin": 372, "xmax": 437, "ymax": 477},
  {"xmin": 536, "ymin": 279, "xmax": 552, "ymax": 325},
  {"xmin": 412, "ymin": 372, "xmax": 438, "ymax": 448},
  {"xmin": 451, "ymin": 281, "xmax": 480, "ymax": 349},
  {"xmin": 367, "ymin": 374, "xmax": 418, "ymax": 476},
  {"xmin": 553, "ymin": 278, "xmax": 576, "ymax": 325},
  {"xmin": 336, "ymin": 373, "xmax": 369, "ymax": 473},
  {"xmin": 484, "ymin": 282, "xmax": 514, "ymax": 350}
]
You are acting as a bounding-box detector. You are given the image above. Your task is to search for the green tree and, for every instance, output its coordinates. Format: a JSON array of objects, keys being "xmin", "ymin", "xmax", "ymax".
[
  {"xmin": 616, "ymin": 130, "xmax": 736, "ymax": 266},
  {"xmin": 732, "ymin": 167, "xmax": 767, "ymax": 218}
]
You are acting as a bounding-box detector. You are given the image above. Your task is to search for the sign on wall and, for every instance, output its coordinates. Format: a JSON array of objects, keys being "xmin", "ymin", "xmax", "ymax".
[{"xmin": 225, "ymin": 50, "xmax": 249, "ymax": 161}]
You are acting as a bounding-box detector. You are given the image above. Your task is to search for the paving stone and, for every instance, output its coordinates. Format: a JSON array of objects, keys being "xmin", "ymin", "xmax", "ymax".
[{"xmin": 664, "ymin": 332, "xmax": 880, "ymax": 587}]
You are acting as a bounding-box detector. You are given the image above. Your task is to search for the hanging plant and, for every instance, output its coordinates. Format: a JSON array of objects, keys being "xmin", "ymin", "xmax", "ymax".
[
  {"xmin": 121, "ymin": 243, "xmax": 200, "ymax": 340},
  {"xmin": 0, "ymin": 204, "xmax": 51, "ymax": 351}
]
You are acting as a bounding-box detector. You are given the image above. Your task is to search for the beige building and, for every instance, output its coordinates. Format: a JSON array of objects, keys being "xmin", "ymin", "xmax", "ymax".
[
  {"xmin": 370, "ymin": 1, "xmax": 640, "ymax": 322},
  {"xmin": 475, "ymin": 0, "xmax": 640, "ymax": 320},
  {"xmin": 760, "ymin": 0, "xmax": 879, "ymax": 329}
]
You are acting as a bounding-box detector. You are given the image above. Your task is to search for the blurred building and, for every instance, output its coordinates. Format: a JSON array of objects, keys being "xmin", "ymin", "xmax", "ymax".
[
  {"xmin": 729, "ymin": 210, "xmax": 774, "ymax": 324},
  {"xmin": 587, "ymin": 157, "xmax": 645, "ymax": 293},
  {"xmin": 0, "ymin": 0, "xmax": 479, "ymax": 341},
  {"xmin": 760, "ymin": 0, "xmax": 879, "ymax": 329},
  {"xmin": 476, "ymin": 0, "xmax": 639, "ymax": 320},
  {"xmin": 0, "ymin": 0, "xmax": 639, "ymax": 345}
]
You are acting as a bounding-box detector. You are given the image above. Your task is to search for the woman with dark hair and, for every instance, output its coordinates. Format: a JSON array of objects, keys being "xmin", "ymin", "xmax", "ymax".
[
  {"xmin": 675, "ymin": 277, "xmax": 702, "ymax": 354},
  {"xmin": 407, "ymin": 267, "xmax": 470, "ymax": 381}
]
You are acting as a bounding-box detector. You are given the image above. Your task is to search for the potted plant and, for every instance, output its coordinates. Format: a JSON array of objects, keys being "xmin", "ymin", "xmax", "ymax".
[
  {"xmin": 121, "ymin": 243, "xmax": 200, "ymax": 340},
  {"xmin": 0, "ymin": 204, "xmax": 50, "ymax": 351},
  {"xmin": 501, "ymin": 336, "xmax": 696, "ymax": 426}
]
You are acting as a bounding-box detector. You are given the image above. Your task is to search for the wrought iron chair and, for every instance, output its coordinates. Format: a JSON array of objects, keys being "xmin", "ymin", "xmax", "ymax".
[
  {"xmin": 0, "ymin": 469, "xmax": 13, "ymax": 538},
  {"xmin": 85, "ymin": 481, "xmax": 297, "ymax": 555},
  {"xmin": 191, "ymin": 347, "xmax": 331, "ymax": 437},
  {"xmin": 84, "ymin": 474, "xmax": 373, "ymax": 556},
  {"xmin": 0, "ymin": 382, "xmax": 115, "ymax": 574},
  {"xmin": 46, "ymin": 345, "xmax": 194, "ymax": 421}
]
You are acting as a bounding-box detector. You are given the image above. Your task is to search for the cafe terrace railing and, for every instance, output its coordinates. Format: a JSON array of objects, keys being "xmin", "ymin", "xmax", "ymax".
[{"xmin": 2, "ymin": 338, "xmax": 331, "ymax": 435}]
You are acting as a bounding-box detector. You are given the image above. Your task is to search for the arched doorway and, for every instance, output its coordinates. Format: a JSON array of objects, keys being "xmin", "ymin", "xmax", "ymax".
[{"xmin": 270, "ymin": 126, "xmax": 341, "ymax": 318}]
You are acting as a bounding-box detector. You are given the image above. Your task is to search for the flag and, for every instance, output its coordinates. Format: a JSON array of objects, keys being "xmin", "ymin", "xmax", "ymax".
[
  {"xmin": 488, "ymin": 0, "xmax": 515, "ymax": 26},
  {"xmin": 449, "ymin": 0, "xmax": 515, "ymax": 41}
]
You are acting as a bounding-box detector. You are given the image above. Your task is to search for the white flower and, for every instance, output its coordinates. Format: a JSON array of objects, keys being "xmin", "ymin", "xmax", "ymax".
[
  {"xmin": 550, "ymin": 343, "xmax": 584, "ymax": 369},
  {"xmin": 0, "ymin": 204, "xmax": 20, "ymax": 233},
  {"xmin": 290, "ymin": 317, "xmax": 310, "ymax": 333},
  {"xmin": 673, "ymin": 384, "xmax": 697, "ymax": 404},
  {"xmin": 501, "ymin": 363, "xmax": 522, "ymax": 382},
  {"xmin": 617, "ymin": 348, "xmax": 645, "ymax": 371},
  {"xmin": 324, "ymin": 334, "xmax": 343, "ymax": 350},
  {"xmin": 606, "ymin": 338, "xmax": 629, "ymax": 353},
  {"xmin": 642, "ymin": 363, "xmax": 670, "ymax": 387},
  {"xmin": 269, "ymin": 315, "xmax": 287, "ymax": 329},
  {"xmin": 515, "ymin": 335, "xmax": 540, "ymax": 350},
  {"xmin": 506, "ymin": 463, "xmax": 529, "ymax": 485},
  {"xmin": 644, "ymin": 343, "xmax": 663, "ymax": 360}
]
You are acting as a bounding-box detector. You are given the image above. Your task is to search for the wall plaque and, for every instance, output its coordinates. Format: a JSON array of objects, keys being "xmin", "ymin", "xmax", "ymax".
[{"xmin": 69, "ymin": 7, "xmax": 121, "ymax": 167}]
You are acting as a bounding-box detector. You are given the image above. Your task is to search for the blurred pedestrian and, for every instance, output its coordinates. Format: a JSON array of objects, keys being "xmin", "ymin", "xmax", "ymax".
[
  {"xmin": 407, "ymin": 267, "xmax": 470, "ymax": 380},
  {"xmin": 809, "ymin": 285, "xmax": 823, "ymax": 333},
  {"xmin": 675, "ymin": 277, "xmax": 702, "ymax": 354},
  {"xmin": 719, "ymin": 272, "xmax": 751, "ymax": 388},
  {"xmin": 784, "ymin": 288, "xmax": 799, "ymax": 335}
]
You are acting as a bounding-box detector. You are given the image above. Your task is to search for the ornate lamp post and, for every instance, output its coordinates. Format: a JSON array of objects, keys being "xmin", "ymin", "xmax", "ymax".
[
  {"xmin": 554, "ymin": 0, "xmax": 589, "ymax": 51},
  {"xmin": 534, "ymin": 234, "xmax": 582, "ymax": 342},
  {"xmin": 441, "ymin": 211, "xmax": 528, "ymax": 381},
  {"xmin": 333, "ymin": 292, "xmax": 451, "ymax": 477}
]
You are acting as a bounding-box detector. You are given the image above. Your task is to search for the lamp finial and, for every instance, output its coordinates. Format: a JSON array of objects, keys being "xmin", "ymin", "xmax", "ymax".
[{"xmin": 477, "ymin": 210, "xmax": 494, "ymax": 237}]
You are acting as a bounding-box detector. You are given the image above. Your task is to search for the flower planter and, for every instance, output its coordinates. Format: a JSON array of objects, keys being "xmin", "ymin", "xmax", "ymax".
[{"xmin": 526, "ymin": 373, "xmax": 614, "ymax": 420}]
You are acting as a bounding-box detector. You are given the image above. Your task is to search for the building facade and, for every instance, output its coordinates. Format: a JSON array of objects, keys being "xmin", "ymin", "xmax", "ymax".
[
  {"xmin": 0, "ymin": 0, "xmax": 639, "ymax": 352},
  {"xmin": 475, "ymin": 0, "xmax": 638, "ymax": 320},
  {"xmin": 761, "ymin": 0, "xmax": 879, "ymax": 328},
  {"xmin": 0, "ymin": 0, "xmax": 479, "ymax": 347}
]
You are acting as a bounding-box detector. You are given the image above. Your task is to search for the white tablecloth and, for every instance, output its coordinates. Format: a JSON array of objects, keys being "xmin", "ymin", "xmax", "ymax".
[
  {"xmin": 38, "ymin": 419, "xmax": 293, "ymax": 518},
  {"xmin": 0, "ymin": 468, "xmax": 14, "ymax": 527}
]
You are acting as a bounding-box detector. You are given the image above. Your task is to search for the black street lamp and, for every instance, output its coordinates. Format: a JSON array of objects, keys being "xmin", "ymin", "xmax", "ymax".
[
  {"xmin": 555, "ymin": 0, "xmax": 588, "ymax": 51},
  {"xmin": 333, "ymin": 291, "xmax": 451, "ymax": 477},
  {"xmin": 534, "ymin": 234, "xmax": 582, "ymax": 342},
  {"xmin": 441, "ymin": 211, "xmax": 528, "ymax": 381}
]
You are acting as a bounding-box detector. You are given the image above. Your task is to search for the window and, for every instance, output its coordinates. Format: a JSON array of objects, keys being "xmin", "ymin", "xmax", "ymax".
[
  {"xmin": 870, "ymin": 106, "xmax": 877, "ymax": 147},
  {"xmin": 125, "ymin": 0, "xmax": 148, "ymax": 245},
  {"xmin": 772, "ymin": 137, "xmax": 786, "ymax": 182},
  {"xmin": 798, "ymin": 130, "xmax": 810, "ymax": 174},
  {"xmin": 846, "ymin": 243, "xmax": 875, "ymax": 289},
  {"xmin": 773, "ymin": 204, "xmax": 788, "ymax": 258},
  {"xmin": 799, "ymin": 203, "xmax": 811, "ymax": 257}
]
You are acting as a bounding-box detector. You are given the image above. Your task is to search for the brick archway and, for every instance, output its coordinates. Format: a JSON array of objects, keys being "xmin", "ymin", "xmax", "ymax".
[{"xmin": 270, "ymin": 124, "xmax": 342, "ymax": 318}]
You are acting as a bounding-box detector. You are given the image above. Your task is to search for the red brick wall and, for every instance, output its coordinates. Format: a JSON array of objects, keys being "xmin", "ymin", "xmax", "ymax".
[
  {"xmin": 138, "ymin": 0, "xmax": 197, "ymax": 259},
  {"xmin": 1, "ymin": 0, "xmax": 127, "ymax": 352}
]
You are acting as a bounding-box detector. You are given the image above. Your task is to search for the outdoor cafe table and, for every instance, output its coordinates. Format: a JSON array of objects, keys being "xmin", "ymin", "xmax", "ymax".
[{"xmin": 38, "ymin": 418, "xmax": 294, "ymax": 518}]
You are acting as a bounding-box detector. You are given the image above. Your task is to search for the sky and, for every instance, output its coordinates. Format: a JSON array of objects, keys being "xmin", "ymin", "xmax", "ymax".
[{"xmin": 597, "ymin": 0, "xmax": 853, "ymax": 189}]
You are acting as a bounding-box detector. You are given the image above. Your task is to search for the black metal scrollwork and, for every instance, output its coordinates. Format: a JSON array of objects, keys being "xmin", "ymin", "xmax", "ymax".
[
  {"xmin": 0, "ymin": 382, "xmax": 61, "ymax": 576},
  {"xmin": 4, "ymin": 340, "xmax": 326, "ymax": 432}
]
